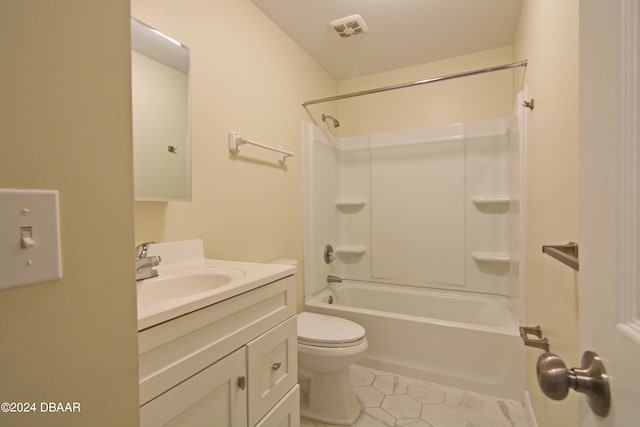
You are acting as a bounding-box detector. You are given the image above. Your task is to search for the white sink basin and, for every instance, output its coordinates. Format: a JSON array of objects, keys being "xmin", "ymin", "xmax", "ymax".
[
  {"xmin": 137, "ymin": 268, "xmax": 245, "ymax": 306},
  {"xmin": 135, "ymin": 240, "xmax": 296, "ymax": 331}
]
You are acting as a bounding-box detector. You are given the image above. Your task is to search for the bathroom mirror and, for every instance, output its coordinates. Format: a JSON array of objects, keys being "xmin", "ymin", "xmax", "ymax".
[{"xmin": 131, "ymin": 17, "xmax": 191, "ymax": 201}]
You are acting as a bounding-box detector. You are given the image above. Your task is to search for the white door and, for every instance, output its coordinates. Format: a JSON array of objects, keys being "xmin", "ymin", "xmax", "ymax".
[{"xmin": 580, "ymin": 0, "xmax": 640, "ymax": 425}]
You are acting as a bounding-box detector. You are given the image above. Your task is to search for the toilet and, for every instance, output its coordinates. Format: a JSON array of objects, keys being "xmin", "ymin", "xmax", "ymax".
[{"xmin": 297, "ymin": 311, "xmax": 368, "ymax": 425}]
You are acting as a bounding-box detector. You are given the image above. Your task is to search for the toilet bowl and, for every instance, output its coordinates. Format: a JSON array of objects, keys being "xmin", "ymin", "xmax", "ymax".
[{"xmin": 297, "ymin": 311, "xmax": 368, "ymax": 425}]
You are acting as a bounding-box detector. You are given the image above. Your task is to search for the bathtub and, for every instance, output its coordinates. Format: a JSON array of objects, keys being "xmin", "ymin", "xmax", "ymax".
[{"xmin": 305, "ymin": 281, "xmax": 525, "ymax": 400}]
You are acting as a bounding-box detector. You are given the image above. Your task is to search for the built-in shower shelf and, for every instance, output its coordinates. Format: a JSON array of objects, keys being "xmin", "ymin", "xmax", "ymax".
[
  {"xmin": 471, "ymin": 252, "xmax": 510, "ymax": 263},
  {"xmin": 335, "ymin": 245, "xmax": 367, "ymax": 256},
  {"xmin": 471, "ymin": 196, "xmax": 511, "ymax": 207},
  {"xmin": 335, "ymin": 199, "xmax": 366, "ymax": 210}
]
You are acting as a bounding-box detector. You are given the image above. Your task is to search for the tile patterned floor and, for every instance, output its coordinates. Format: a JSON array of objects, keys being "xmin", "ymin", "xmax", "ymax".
[{"xmin": 300, "ymin": 365, "xmax": 529, "ymax": 427}]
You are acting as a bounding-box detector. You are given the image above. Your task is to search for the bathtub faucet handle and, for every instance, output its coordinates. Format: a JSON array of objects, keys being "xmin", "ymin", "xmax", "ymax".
[
  {"xmin": 324, "ymin": 244, "xmax": 335, "ymax": 264},
  {"xmin": 327, "ymin": 275, "xmax": 342, "ymax": 283}
]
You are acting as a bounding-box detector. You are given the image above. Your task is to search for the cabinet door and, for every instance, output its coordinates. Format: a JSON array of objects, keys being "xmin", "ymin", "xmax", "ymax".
[
  {"xmin": 255, "ymin": 384, "xmax": 300, "ymax": 427},
  {"xmin": 247, "ymin": 316, "xmax": 298, "ymax": 426},
  {"xmin": 140, "ymin": 348, "xmax": 247, "ymax": 427}
]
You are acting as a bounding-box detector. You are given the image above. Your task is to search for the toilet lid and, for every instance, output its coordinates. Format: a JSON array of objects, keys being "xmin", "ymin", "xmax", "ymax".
[{"xmin": 297, "ymin": 312, "xmax": 365, "ymax": 346}]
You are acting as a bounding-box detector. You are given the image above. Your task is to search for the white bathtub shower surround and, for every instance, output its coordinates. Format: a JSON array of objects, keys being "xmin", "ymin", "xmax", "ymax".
[
  {"xmin": 302, "ymin": 94, "xmax": 527, "ymax": 401},
  {"xmin": 303, "ymin": 102, "xmax": 526, "ymax": 319},
  {"xmin": 306, "ymin": 281, "xmax": 525, "ymax": 400}
]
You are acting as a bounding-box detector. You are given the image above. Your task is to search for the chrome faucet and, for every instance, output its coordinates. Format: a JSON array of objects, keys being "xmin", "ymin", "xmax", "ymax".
[
  {"xmin": 327, "ymin": 275, "xmax": 342, "ymax": 283},
  {"xmin": 136, "ymin": 241, "xmax": 161, "ymax": 281}
]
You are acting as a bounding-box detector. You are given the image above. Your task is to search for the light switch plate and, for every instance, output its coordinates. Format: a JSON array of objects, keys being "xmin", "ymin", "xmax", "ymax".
[{"xmin": 0, "ymin": 189, "xmax": 62, "ymax": 290}]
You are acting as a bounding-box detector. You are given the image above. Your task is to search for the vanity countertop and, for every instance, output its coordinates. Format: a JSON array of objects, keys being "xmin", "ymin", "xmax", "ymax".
[{"xmin": 136, "ymin": 240, "xmax": 295, "ymax": 330}]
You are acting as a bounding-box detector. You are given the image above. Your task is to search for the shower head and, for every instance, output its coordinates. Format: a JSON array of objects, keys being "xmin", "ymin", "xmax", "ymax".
[{"xmin": 321, "ymin": 114, "xmax": 340, "ymax": 128}]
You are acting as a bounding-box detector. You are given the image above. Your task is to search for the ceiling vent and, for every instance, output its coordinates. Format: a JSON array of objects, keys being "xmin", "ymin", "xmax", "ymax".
[{"xmin": 329, "ymin": 14, "xmax": 368, "ymax": 38}]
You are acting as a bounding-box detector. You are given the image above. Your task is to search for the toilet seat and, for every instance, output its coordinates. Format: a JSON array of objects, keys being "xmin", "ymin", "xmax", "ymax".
[{"xmin": 298, "ymin": 312, "xmax": 366, "ymax": 348}]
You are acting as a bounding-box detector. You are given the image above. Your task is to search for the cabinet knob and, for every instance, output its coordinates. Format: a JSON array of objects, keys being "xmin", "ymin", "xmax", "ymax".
[
  {"xmin": 271, "ymin": 362, "xmax": 282, "ymax": 371},
  {"xmin": 237, "ymin": 376, "xmax": 246, "ymax": 390}
]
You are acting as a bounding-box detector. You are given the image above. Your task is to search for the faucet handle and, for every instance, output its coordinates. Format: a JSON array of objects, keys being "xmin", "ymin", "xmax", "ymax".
[
  {"xmin": 327, "ymin": 275, "xmax": 342, "ymax": 283},
  {"xmin": 135, "ymin": 240, "xmax": 158, "ymax": 258}
]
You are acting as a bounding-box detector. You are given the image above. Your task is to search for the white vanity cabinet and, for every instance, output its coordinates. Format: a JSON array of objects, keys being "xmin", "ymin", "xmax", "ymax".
[{"xmin": 138, "ymin": 274, "xmax": 299, "ymax": 427}]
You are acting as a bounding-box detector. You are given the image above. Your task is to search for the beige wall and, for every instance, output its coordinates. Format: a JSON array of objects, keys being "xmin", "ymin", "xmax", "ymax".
[
  {"xmin": 331, "ymin": 46, "xmax": 515, "ymax": 136},
  {"xmin": 0, "ymin": 1, "xmax": 139, "ymax": 426},
  {"xmin": 513, "ymin": 1, "xmax": 580, "ymax": 426},
  {"xmin": 132, "ymin": 0, "xmax": 337, "ymax": 311}
]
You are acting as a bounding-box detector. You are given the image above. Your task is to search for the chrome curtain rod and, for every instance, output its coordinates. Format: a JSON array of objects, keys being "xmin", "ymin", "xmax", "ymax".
[{"xmin": 301, "ymin": 60, "xmax": 528, "ymax": 107}]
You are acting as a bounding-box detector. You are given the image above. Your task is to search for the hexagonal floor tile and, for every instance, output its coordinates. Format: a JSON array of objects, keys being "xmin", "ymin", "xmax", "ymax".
[
  {"xmin": 407, "ymin": 382, "xmax": 446, "ymax": 404},
  {"xmin": 445, "ymin": 391, "xmax": 486, "ymax": 416},
  {"xmin": 351, "ymin": 365, "xmax": 376, "ymax": 386},
  {"xmin": 420, "ymin": 403, "xmax": 465, "ymax": 427},
  {"xmin": 381, "ymin": 394, "xmax": 422, "ymax": 419},
  {"xmin": 360, "ymin": 407, "xmax": 396, "ymax": 426},
  {"xmin": 355, "ymin": 385, "xmax": 384, "ymax": 407},
  {"xmin": 372, "ymin": 374, "xmax": 410, "ymax": 395},
  {"xmin": 396, "ymin": 418, "xmax": 431, "ymax": 427}
]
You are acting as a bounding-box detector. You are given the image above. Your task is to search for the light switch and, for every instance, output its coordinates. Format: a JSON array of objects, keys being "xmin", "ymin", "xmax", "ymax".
[
  {"xmin": 20, "ymin": 226, "xmax": 35, "ymax": 249},
  {"xmin": 0, "ymin": 189, "xmax": 62, "ymax": 290}
]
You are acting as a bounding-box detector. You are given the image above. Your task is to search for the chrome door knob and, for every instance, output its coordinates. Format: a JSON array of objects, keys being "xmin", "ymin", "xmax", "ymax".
[
  {"xmin": 536, "ymin": 351, "xmax": 610, "ymax": 417},
  {"xmin": 536, "ymin": 352, "xmax": 570, "ymax": 400}
]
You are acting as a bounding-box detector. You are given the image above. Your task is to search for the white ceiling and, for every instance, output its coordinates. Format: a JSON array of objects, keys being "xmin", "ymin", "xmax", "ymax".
[{"xmin": 250, "ymin": 0, "xmax": 523, "ymax": 80}]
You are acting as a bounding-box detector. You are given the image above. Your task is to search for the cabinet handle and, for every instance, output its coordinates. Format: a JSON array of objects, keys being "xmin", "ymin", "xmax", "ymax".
[
  {"xmin": 271, "ymin": 362, "xmax": 282, "ymax": 371},
  {"xmin": 237, "ymin": 376, "xmax": 246, "ymax": 390}
]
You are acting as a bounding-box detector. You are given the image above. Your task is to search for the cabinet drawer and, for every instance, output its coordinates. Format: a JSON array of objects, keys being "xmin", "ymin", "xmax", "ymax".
[
  {"xmin": 139, "ymin": 275, "xmax": 295, "ymax": 405},
  {"xmin": 255, "ymin": 384, "xmax": 300, "ymax": 427},
  {"xmin": 247, "ymin": 316, "xmax": 298, "ymax": 426},
  {"xmin": 140, "ymin": 347, "xmax": 247, "ymax": 427}
]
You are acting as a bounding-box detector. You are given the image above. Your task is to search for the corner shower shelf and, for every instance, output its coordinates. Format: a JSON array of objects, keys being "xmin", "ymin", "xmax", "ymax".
[
  {"xmin": 471, "ymin": 252, "xmax": 511, "ymax": 263},
  {"xmin": 335, "ymin": 245, "xmax": 367, "ymax": 256},
  {"xmin": 471, "ymin": 196, "xmax": 511, "ymax": 207},
  {"xmin": 335, "ymin": 199, "xmax": 366, "ymax": 210}
]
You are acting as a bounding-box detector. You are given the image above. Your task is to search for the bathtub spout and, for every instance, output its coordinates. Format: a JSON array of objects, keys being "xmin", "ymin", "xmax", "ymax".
[{"xmin": 327, "ymin": 275, "xmax": 342, "ymax": 283}]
